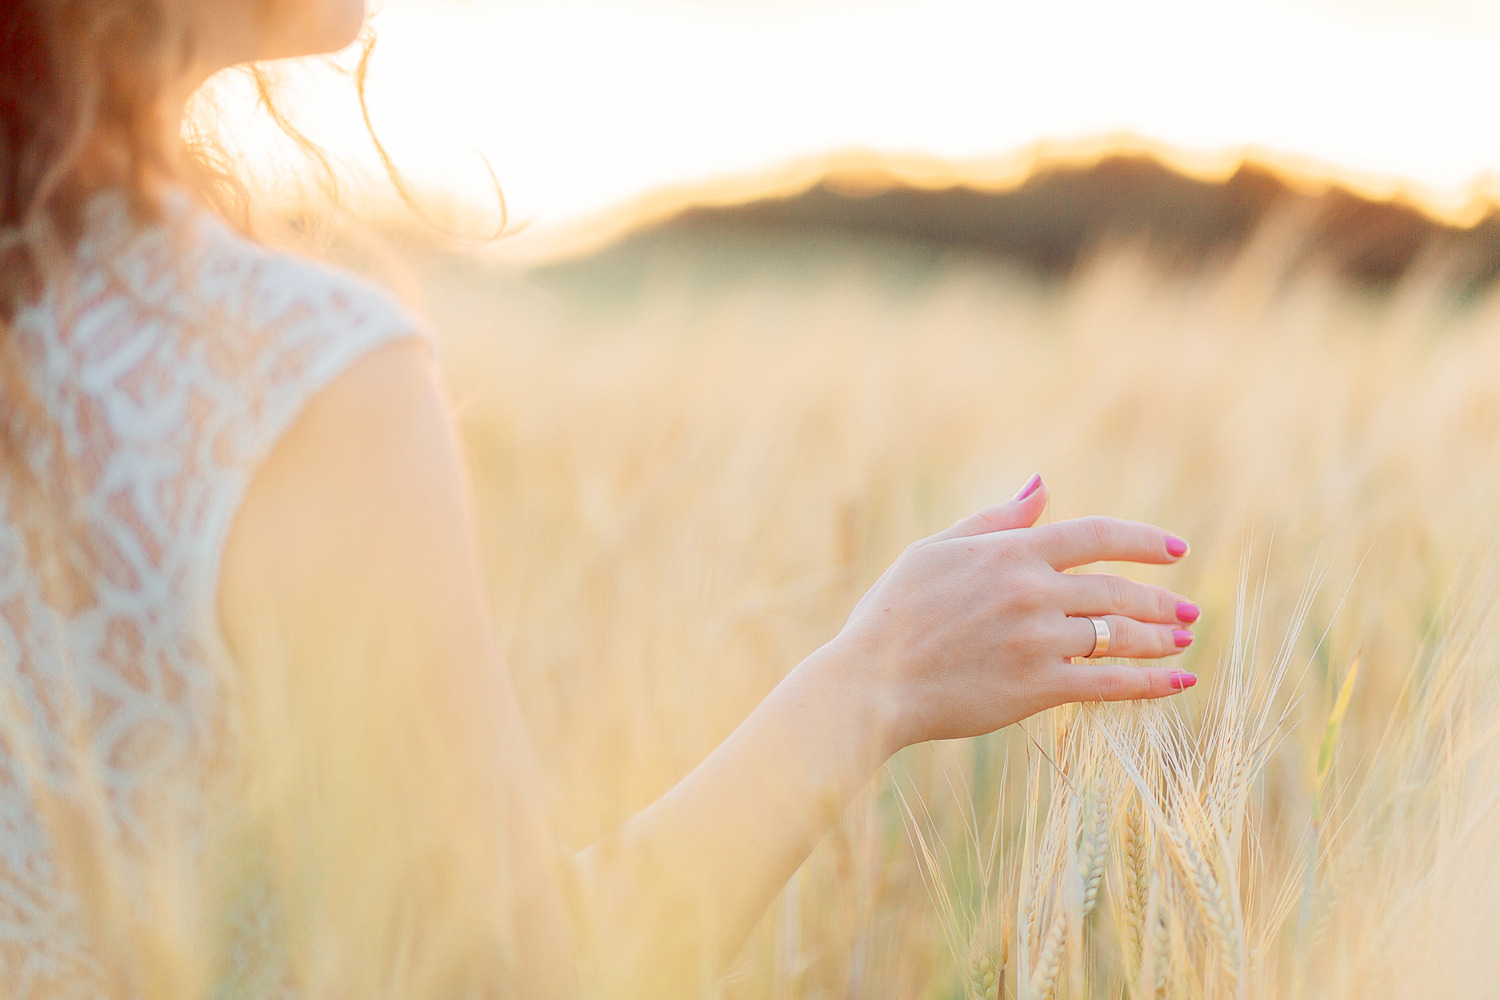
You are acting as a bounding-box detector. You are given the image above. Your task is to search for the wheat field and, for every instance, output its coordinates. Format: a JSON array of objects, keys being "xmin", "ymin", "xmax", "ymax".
[{"xmin": 384, "ymin": 220, "xmax": 1500, "ymax": 998}]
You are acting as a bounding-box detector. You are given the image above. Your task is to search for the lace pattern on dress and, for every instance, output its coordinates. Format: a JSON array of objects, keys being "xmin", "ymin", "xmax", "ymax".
[{"xmin": 0, "ymin": 191, "xmax": 429, "ymax": 997}]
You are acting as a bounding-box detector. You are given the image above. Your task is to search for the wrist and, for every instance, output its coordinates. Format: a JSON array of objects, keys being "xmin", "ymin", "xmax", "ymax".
[{"xmin": 792, "ymin": 636, "xmax": 908, "ymax": 769}]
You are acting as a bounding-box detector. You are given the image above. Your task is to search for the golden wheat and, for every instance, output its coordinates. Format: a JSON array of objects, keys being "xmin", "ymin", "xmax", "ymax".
[
  {"xmin": 1121, "ymin": 793, "xmax": 1151, "ymax": 973},
  {"xmin": 98, "ymin": 220, "xmax": 1500, "ymax": 999}
]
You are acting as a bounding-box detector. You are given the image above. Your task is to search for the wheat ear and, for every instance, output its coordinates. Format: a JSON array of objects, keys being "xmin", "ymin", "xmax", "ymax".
[
  {"xmin": 1077, "ymin": 782, "xmax": 1112, "ymax": 914},
  {"xmin": 1161, "ymin": 824, "xmax": 1242, "ymax": 987},
  {"xmin": 1027, "ymin": 911, "xmax": 1066, "ymax": 1000},
  {"xmin": 1122, "ymin": 793, "xmax": 1150, "ymax": 972},
  {"xmin": 969, "ymin": 951, "xmax": 1001, "ymax": 1000}
]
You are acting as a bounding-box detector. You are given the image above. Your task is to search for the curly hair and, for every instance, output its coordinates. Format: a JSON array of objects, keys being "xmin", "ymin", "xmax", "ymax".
[
  {"xmin": 0, "ymin": 2, "xmax": 196, "ymax": 315},
  {"xmin": 0, "ymin": 1, "xmax": 431, "ymax": 324}
]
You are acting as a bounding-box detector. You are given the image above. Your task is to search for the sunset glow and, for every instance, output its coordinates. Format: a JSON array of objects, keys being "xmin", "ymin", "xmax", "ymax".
[{"xmin": 226, "ymin": 0, "xmax": 1500, "ymax": 254}]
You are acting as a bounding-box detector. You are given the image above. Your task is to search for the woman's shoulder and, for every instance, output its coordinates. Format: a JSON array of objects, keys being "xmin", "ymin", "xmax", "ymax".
[
  {"xmin": 202, "ymin": 212, "xmax": 428, "ymax": 358},
  {"xmin": 53, "ymin": 189, "xmax": 430, "ymax": 373},
  {"xmin": 189, "ymin": 209, "xmax": 434, "ymax": 429},
  {"xmin": 5, "ymin": 189, "xmax": 438, "ymax": 614},
  {"xmin": 171, "ymin": 194, "xmax": 432, "ymax": 376}
]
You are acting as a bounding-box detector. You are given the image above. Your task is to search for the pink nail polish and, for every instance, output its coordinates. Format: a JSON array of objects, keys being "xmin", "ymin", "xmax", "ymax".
[
  {"xmin": 1015, "ymin": 473, "xmax": 1042, "ymax": 501},
  {"xmin": 1170, "ymin": 670, "xmax": 1197, "ymax": 691},
  {"xmin": 1165, "ymin": 535, "xmax": 1190, "ymax": 558},
  {"xmin": 1176, "ymin": 600, "xmax": 1200, "ymax": 624},
  {"xmin": 1173, "ymin": 629, "xmax": 1194, "ymax": 648}
]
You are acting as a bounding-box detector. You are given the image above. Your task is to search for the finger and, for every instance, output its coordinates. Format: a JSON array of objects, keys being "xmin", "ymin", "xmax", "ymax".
[
  {"xmin": 930, "ymin": 473, "xmax": 1048, "ymax": 541},
  {"xmin": 1063, "ymin": 615, "xmax": 1194, "ymax": 659},
  {"xmin": 1056, "ymin": 664, "xmax": 1198, "ymax": 703},
  {"xmin": 1031, "ymin": 516, "xmax": 1190, "ymax": 570},
  {"xmin": 1060, "ymin": 573, "xmax": 1199, "ymax": 625}
]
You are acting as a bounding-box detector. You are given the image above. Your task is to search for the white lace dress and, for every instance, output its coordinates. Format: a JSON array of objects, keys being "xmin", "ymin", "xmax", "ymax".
[{"xmin": 0, "ymin": 192, "xmax": 427, "ymax": 996}]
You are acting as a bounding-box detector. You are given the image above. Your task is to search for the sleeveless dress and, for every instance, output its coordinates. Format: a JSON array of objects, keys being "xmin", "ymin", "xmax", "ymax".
[{"xmin": 0, "ymin": 191, "xmax": 428, "ymax": 996}]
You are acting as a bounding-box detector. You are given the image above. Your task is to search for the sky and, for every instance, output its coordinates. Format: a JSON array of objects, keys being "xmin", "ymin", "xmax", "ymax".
[{"xmin": 226, "ymin": 0, "xmax": 1500, "ymax": 248}]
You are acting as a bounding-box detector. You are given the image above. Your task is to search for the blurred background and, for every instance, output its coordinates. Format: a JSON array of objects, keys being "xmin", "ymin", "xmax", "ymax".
[
  {"xmin": 209, "ymin": 2, "xmax": 1500, "ymax": 996},
  {"xmin": 233, "ymin": 0, "xmax": 1500, "ymax": 234}
]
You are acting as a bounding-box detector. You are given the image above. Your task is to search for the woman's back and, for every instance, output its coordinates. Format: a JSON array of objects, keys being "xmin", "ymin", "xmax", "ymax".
[{"xmin": 0, "ymin": 190, "xmax": 422, "ymax": 995}]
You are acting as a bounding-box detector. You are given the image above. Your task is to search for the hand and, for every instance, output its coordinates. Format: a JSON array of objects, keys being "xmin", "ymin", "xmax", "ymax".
[{"xmin": 828, "ymin": 474, "xmax": 1199, "ymax": 750}]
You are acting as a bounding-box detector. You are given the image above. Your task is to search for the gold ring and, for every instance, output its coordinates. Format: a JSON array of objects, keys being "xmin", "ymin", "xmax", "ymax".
[{"xmin": 1086, "ymin": 616, "xmax": 1110, "ymax": 658}]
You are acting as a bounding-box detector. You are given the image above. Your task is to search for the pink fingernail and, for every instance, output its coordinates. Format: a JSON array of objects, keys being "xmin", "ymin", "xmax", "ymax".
[
  {"xmin": 1173, "ymin": 629, "xmax": 1194, "ymax": 648},
  {"xmin": 1176, "ymin": 600, "xmax": 1200, "ymax": 624},
  {"xmin": 1165, "ymin": 535, "xmax": 1190, "ymax": 558},
  {"xmin": 1015, "ymin": 473, "xmax": 1043, "ymax": 501},
  {"xmin": 1170, "ymin": 670, "xmax": 1197, "ymax": 691}
]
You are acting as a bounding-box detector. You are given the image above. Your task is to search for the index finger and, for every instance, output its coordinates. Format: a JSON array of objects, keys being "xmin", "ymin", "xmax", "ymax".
[{"xmin": 1029, "ymin": 516, "xmax": 1189, "ymax": 570}]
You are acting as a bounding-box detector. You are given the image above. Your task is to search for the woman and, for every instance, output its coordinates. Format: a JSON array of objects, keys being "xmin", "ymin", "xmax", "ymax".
[{"xmin": 0, "ymin": 1, "xmax": 1200, "ymax": 996}]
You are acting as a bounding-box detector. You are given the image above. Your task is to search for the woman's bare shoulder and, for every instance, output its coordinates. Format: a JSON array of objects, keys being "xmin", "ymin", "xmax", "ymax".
[{"xmin": 218, "ymin": 335, "xmax": 494, "ymax": 671}]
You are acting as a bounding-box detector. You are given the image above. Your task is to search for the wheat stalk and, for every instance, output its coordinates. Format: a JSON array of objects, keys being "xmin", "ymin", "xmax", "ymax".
[
  {"xmin": 1027, "ymin": 785, "xmax": 1081, "ymax": 1000},
  {"xmin": 1160, "ymin": 822, "xmax": 1242, "ymax": 989},
  {"xmin": 1135, "ymin": 867, "xmax": 1170, "ymax": 1000},
  {"xmin": 969, "ymin": 950, "xmax": 1002, "ymax": 1000},
  {"xmin": 1027, "ymin": 910, "xmax": 1066, "ymax": 1000},
  {"xmin": 1121, "ymin": 792, "xmax": 1151, "ymax": 973},
  {"xmin": 1077, "ymin": 780, "xmax": 1112, "ymax": 915}
]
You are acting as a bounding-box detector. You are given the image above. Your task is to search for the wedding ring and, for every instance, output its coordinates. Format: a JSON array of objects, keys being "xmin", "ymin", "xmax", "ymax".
[{"xmin": 1085, "ymin": 616, "xmax": 1111, "ymax": 658}]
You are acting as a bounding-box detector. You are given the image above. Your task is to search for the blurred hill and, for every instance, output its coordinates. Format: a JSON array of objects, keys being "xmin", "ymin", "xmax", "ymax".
[{"xmin": 533, "ymin": 152, "xmax": 1500, "ymax": 303}]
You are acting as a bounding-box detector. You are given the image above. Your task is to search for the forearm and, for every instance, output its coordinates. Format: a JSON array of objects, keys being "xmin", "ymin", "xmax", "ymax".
[
  {"xmin": 566, "ymin": 486, "xmax": 1199, "ymax": 995},
  {"xmin": 572, "ymin": 641, "xmax": 898, "ymax": 998}
]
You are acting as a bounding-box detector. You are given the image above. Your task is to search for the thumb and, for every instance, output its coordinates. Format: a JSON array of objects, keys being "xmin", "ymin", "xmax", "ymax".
[{"xmin": 933, "ymin": 473, "xmax": 1048, "ymax": 541}]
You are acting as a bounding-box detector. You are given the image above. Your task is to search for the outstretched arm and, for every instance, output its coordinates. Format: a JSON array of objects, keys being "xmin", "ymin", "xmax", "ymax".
[
  {"xmin": 220, "ymin": 342, "xmax": 1197, "ymax": 998},
  {"xmin": 575, "ymin": 476, "xmax": 1200, "ymax": 996}
]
